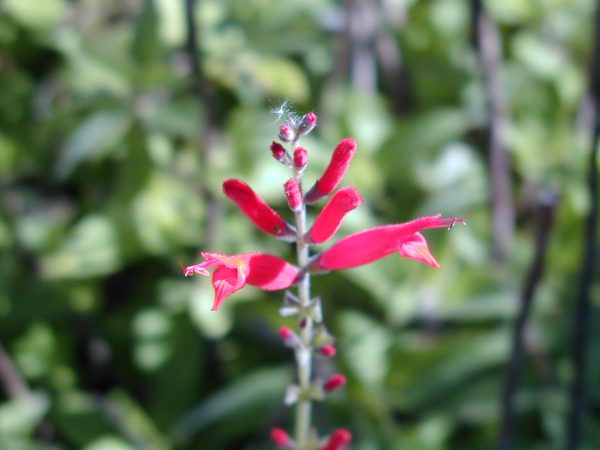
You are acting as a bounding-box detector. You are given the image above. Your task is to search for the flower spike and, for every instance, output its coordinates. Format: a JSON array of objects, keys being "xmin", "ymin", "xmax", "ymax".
[
  {"xmin": 311, "ymin": 215, "xmax": 464, "ymax": 271},
  {"xmin": 307, "ymin": 187, "xmax": 362, "ymax": 244},
  {"xmin": 223, "ymin": 179, "xmax": 296, "ymax": 240},
  {"xmin": 305, "ymin": 138, "xmax": 357, "ymax": 204},
  {"xmin": 183, "ymin": 252, "xmax": 300, "ymax": 310}
]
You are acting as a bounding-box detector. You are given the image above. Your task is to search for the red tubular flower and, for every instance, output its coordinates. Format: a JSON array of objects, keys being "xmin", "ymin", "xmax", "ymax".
[
  {"xmin": 270, "ymin": 427, "xmax": 292, "ymax": 449},
  {"xmin": 223, "ymin": 179, "xmax": 295, "ymax": 240},
  {"xmin": 320, "ymin": 429, "xmax": 352, "ymax": 450},
  {"xmin": 307, "ymin": 187, "xmax": 362, "ymax": 244},
  {"xmin": 183, "ymin": 252, "xmax": 300, "ymax": 311},
  {"xmin": 305, "ymin": 138, "xmax": 357, "ymax": 204},
  {"xmin": 323, "ymin": 374, "xmax": 347, "ymax": 392},
  {"xmin": 312, "ymin": 215, "xmax": 464, "ymax": 271}
]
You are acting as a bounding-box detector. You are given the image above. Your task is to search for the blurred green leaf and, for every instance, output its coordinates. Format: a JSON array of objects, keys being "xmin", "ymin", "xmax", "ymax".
[{"xmin": 55, "ymin": 111, "xmax": 131, "ymax": 179}]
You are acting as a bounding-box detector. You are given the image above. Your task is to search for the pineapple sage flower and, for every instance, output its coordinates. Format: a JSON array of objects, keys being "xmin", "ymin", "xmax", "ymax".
[
  {"xmin": 184, "ymin": 137, "xmax": 462, "ymax": 310},
  {"xmin": 184, "ymin": 112, "xmax": 463, "ymax": 448}
]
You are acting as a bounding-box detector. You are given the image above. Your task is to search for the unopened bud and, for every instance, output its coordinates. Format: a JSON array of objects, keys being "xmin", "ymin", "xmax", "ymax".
[
  {"xmin": 324, "ymin": 374, "xmax": 346, "ymax": 392},
  {"xmin": 279, "ymin": 326, "xmax": 294, "ymax": 341},
  {"xmin": 270, "ymin": 428, "xmax": 293, "ymax": 449},
  {"xmin": 279, "ymin": 124, "xmax": 296, "ymax": 142},
  {"xmin": 284, "ymin": 179, "xmax": 302, "ymax": 211},
  {"xmin": 271, "ymin": 141, "xmax": 287, "ymax": 163},
  {"xmin": 320, "ymin": 429, "xmax": 352, "ymax": 450},
  {"xmin": 293, "ymin": 147, "xmax": 308, "ymax": 170},
  {"xmin": 320, "ymin": 344, "xmax": 336, "ymax": 358},
  {"xmin": 298, "ymin": 112, "xmax": 318, "ymax": 135}
]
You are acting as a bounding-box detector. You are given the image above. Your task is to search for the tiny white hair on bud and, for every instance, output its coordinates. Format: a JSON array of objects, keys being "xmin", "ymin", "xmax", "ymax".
[{"xmin": 269, "ymin": 98, "xmax": 301, "ymax": 126}]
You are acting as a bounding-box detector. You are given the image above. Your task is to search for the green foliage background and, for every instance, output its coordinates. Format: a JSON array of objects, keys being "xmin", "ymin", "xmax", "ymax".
[{"xmin": 0, "ymin": 0, "xmax": 599, "ymax": 449}]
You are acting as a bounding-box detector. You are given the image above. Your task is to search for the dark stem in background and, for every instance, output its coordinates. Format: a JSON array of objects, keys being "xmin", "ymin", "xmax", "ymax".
[
  {"xmin": 497, "ymin": 190, "xmax": 559, "ymax": 450},
  {"xmin": 0, "ymin": 341, "xmax": 29, "ymax": 398},
  {"xmin": 324, "ymin": 0, "xmax": 414, "ymax": 113},
  {"xmin": 470, "ymin": 0, "xmax": 514, "ymax": 263},
  {"xmin": 566, "ymin": 1, "xmax": 600, "ymax": 448},
  {"xmin": 183, "ymin": 0, "xmax": 222, "ymax": 247}
]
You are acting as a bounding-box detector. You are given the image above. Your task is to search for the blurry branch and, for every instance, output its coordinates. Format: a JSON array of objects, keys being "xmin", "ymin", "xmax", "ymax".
[
  {"xmin": 0, "ymin": 341, "xmax": 29, "ymax": 399},
  {"xmin": 326, "ymin": 0, "xmax": 414, "ymax": 112},
  {"xmin": 183, "ymin": 0, "xmax": 222, "ymax": 247},
  {"xmin": 470, "ymin": 0, "xmax": 514, "ymax": 263},
  {"xmin": 346, "ymin": 0, "xmax": 378, "ymax": 93},
  {"xmin": 497, "ymin": 189, "xmax": 559, "ymax": 450},
  {"xmin": 566, "ymin": 1, "xmax": 600, "ymax": 448}
]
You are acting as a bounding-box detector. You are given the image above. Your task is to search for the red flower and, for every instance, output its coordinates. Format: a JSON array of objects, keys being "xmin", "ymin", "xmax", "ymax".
[
  {"xmin": 320, "ymin": 429, "xmax": 352, "ymax": 450},
  {"xmin": 312, "ymin": 215, "xmax": 464, "ymax": 271},
  {"xmin": 307, "ymin": 187, "xmax": 362, "ymax": 244},
  {"xmin": 305, "ymin": 138, "xmax": 357, "ymax": 204},
  {"xmin": 223, "ymin": 179, "xmax": 295, "ymax": 240},
  {"xmin": 184, "ymin": 252, "xmax": 300, "ymax": 310}
]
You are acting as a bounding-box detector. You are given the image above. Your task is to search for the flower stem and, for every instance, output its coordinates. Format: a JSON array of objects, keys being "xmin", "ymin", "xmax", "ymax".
[{"xmin": 293, "ymin": 167, "xmax": 314, "ymax": 450}]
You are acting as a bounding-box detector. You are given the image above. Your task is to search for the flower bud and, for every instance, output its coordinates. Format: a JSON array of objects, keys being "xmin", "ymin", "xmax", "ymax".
[
  {"xmin": 270, "ymin": 427, "xmax": 293, "ymax": 449},
  {"xmin": 323, "ymin": 374, "xmax": 347, "ymax": 392},
  {"xmin": 279, "ymin": 124, "xmax": 296, "ymax": 142},
  {"xmin": 293, "ymin": 147, "xmax": 308, "ymax": 170},
  {"xmin": 271, "ymin": 141, "xmax": 288, "ymax": 163},
  {"xmin": 305, "ymin": 138, "xmax": 357, "ymax": 204},
  {"xmin": 320, "ymin": 429, "xmax": 352, "ymax": 450},
  {"xmin": 279, "ymin": 326, "xmax": 294, "ymax": 341},
  {"xmin": 320, "ymin": 344, "xmax": 336, "ymax": 358},
  {"xmin": 284, "ymin": 178, "xmax": 303, "ymax": 211},
  {"xmin": 298, "ymin": 112, "xmax": 317, "ymax": 135}
]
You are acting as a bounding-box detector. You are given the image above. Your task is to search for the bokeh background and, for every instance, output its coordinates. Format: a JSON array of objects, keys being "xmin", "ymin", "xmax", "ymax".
[{"xmin": 1, "ymin": 0, "xmax": 599, "ymax": 449}]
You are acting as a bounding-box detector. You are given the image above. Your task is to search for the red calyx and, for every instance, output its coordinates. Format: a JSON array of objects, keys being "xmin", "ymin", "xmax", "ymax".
[{"xmin": 284, "ymin": 178, "xmax": 303, "ymax": 211}]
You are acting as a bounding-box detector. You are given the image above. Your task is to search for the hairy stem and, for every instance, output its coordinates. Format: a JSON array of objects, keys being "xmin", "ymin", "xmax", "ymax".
[{"xmin": 293, "ymin": 162, "xmax": 314, "ymax": 450}]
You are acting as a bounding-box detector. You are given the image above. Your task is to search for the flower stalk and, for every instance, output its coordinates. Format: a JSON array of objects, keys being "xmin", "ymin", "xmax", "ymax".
[{"xmin": 292, "ymin": 149, "xmax": 315, "ymax": 449}]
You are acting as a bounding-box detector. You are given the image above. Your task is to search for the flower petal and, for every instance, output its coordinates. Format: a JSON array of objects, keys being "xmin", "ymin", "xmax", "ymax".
[
  {"xmin": 307, "ymin": 186, "xmax": 362, "ymax": 244},
  {"xmin": 399, "ymin": 232, "xmax": 440, "ymax": 268},
  {"xmin": 211, "ymin": 265, "xmax": 246, "ymax": 310}
]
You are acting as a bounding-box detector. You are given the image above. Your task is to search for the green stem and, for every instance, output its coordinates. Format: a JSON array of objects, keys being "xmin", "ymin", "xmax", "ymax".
[{"xmin": 293, "ymin": 166, "xmax": 314, "ymax": 450}]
